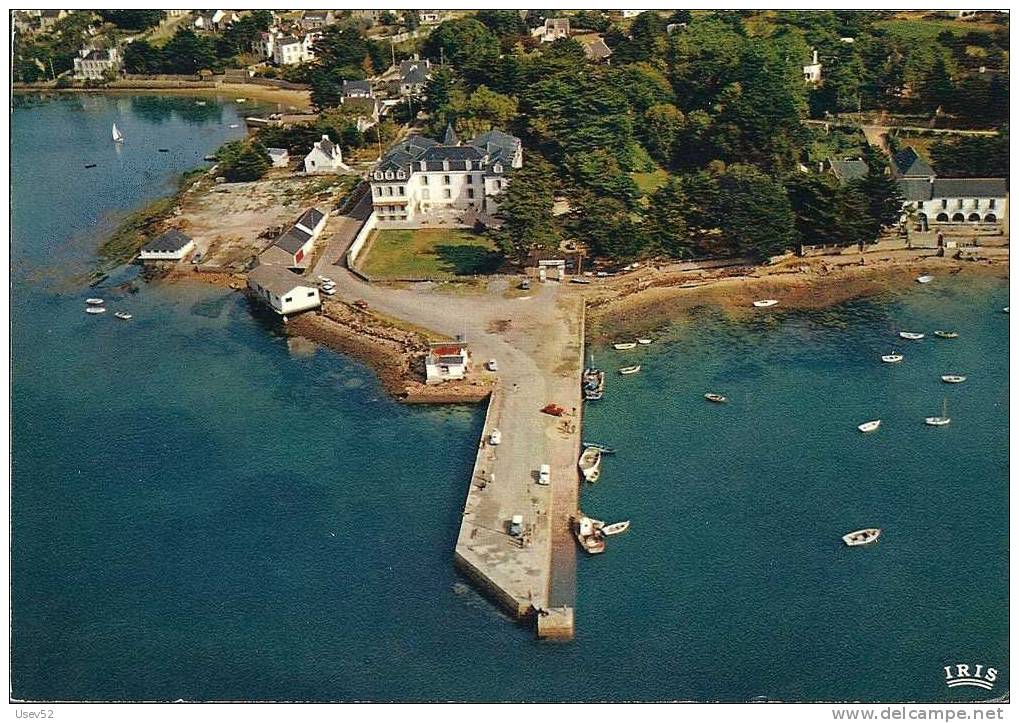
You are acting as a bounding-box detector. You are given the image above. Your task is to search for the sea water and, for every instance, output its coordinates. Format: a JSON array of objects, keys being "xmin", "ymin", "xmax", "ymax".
[{"xmin": 11, "ymin": 94, "xmax": 1008, "ymax": 702}]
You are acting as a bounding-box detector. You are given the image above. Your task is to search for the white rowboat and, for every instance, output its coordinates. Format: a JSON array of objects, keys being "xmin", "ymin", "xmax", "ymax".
[
  {"xmin": 85, "ymin": 307, "xmax": 105, "ymax": 314},
  {"xmin": 933, "ymin": 330, "xmax": 958, "ymax": 339},
  {"xmin": 858, "ymin": 420, "xmax": 881, "ymax": 433},
  {"xmin": 881, "ymin": 354, "xmax": 903, "ymax": 363},
  {"xmin": 916, "ymin": 275, "xmax": 934, "ymax": 283},
  {"xmin": 601, "ymin": 520, "xmax": 630, "ymax": 536},
  {"xmin": 613, "ymin": 342, "xmax": 637, "ymax": 350},
  {"xmin": 843, "ymin": 528, "xmax": 881, "ymax": 546},
  {"xmin": 637, "ymin": 338, "xmax": 652, "ymax": 345},
  {"xmin": 941, "ymin": 375, "xmax": 966, "ymax": 384},
  {"xmin": 753, "ymin": 299, "xmax": 779, "ymax": 308},
  {"xmin": 114, "ymin": 311, "xmax": 132, "ymax": 320},
  {"xmin": 619, "ymin": 365, "xmax": 641, "ymax": 375},
  {"xmin": 925, "ymin": 399, "xmax": 951, "ymax": 426},
  {"xmin": 899, "ymin": 331, "xmax": 925, "ymax": 340},
  {"xmin": 86, "ymin": 298, "xmax": 104, "ymax": 305}
]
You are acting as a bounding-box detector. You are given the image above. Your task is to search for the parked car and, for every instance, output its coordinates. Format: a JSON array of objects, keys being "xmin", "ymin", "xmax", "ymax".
[
  {"xmin": 519, "ymin": 278, "xmax": 530, "ymax": 290},
  {"xmin": 489, "ymin": 428, "xmax": 502, "ymax": 445},
  {"xmin": 320, "ymin": 287, "xmax": 336, "ymax": 296},
  {"xmin": 487, "ymin": 359, "xmax": 498, "ymax": 372},
  {"xmin": 538, "ymin": 464, "xmax": 551, "ymax": 485},
  {"xmin": 509, "ymin": 515, "xmax": 524, "ymax": 537}
]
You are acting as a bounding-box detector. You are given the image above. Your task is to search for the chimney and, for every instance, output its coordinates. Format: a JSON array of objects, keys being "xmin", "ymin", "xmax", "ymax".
[{"xmin": 813, "ymin": 49, "xmax": 819, "ymax": 64}]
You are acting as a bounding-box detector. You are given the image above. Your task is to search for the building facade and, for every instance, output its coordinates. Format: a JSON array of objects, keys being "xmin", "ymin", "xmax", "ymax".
[
  {"xmin": 892, "ymin": 147, "xmax": 1008, "ymax": 228},
  {"xmin": 303, "ymin": 135, "xmax": 349, "ymax": 174},
  {"xmin": 73, "ymin": 47, "xmax": 120, "ymax": 81},
  {"xmin": 139, "ymin": 229, "xmax": 195, "ymax": 262},
  {"xmin": 425, "ymin": 343, "xmax": 469, "ymax": 384},
  {"xmin": 259, "ymin": 208, "xmax": 327, "ymax": 269},
  {"xmin": 369, "ymin": 128, "xmax": 523, "ymax": 227},
  {"xmin": 247, "ymin": 264, "xmax": 321, "ymax": 316}
]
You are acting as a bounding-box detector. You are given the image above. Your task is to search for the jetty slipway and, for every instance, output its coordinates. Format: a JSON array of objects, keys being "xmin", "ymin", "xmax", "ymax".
[{"xmin": 312, "ymin": 208, "xmax": 584, "ymax": 638}]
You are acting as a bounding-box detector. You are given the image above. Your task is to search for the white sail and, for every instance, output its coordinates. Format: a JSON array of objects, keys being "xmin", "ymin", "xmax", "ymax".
[{"xmin": 112, "ymin": 123, "xmax": 124, "ymax": 143}]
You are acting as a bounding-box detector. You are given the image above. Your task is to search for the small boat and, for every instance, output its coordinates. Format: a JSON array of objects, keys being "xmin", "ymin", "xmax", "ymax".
[
  {"xmin": 857, "ymin": 420, "xmax": 881, "ymax": 433},
  {"xmin": 113, "ymin": 311, "xmax": 132, "ymax": 320},
  {"xmin": 899, "ymin": 331, "xmax": 925, "ymax": 340},
  {"xmin": 573, "ymin": 515, "xmax": 606, "ymax": 554},
  {"xmin": 753, "ymin": 299, "xmax": 778, "ymax": 308},
  {"xmin": 112, "ymin": 122, "xmax": 124, "ymax": 143},
  {"xmin": 85, "ymin": 306, "xmax": 105, "ymax": 314},
  {"xmin": 86, "ymin": 297, "xmax": 104, "ymax": 305},
  {"xmin": 195, "ymin": 101, "xmax": 207, "ymax": 106},
  {"xmin": 941, "ymin": 374, "xmax": 967, "ymax": 384},
  {"xmin": 235, "ymin": 98, "xmax": 247, "ymax": 103},
  {"xmin": 933, "ymin": 330, "xmax": 958, "ymax": 339},
  {"xmin": 578, "ymin": 446, "xmax": 602, "ymax": 483},
  {"xmin": 637, "ymin": 338, "xmax": 652, "ymax": 345},
  {"xmin": 203, "ymin": 154, "xmax": 218, "ymax": 162},
  {"xmin": 229, "ymin": 123, "xmax": 240, "ymax": 129},
  {"xmin": 916, "ymin": 275, "xmax": 934, "ymax": 283},
  {"xmin": 619, "ymin": 365, "xmax": 641, "ymax": 375},
  {"xmin": 158, "ymin": 148, "xmax": 169, "ymax": 153},
  {"xmin": 582, "ymin": 366, "xmax": 605, "ymax": 401},
  {"xmin": 842, "ymin": 528, "xmax": 881, "ymax": 546},
  {"xmin": 881, "ymin": 353, "xmax": 904, "ymax": 363},
  {"xmin": 613, "ymin": 342, "xmax": 637, "ymax": 350},
  {"xmin": 925, "ymin": 399, "xmax": 951, "ymax": 426},
  {"xmin": 1003, "ymin": 307, "xmax": 1009, "ymax": 314},
  {"xmin": 541, "ymin": 403, "xmax": 566, "ymax": 416},
  {"xmin": 704, "ymin": 393, "xmax": 727, "ymax": 403},
  {"xmin": 84, "ymin": 163, "xmax": 97, "ymax": 169},
  {"xmin": 601, "ymin": 520, "xmax": 630, "ymax": 536},
  {"xmin": 489, "ymin": 429, "xmax": 501, "ymax": 445},
  {"xmin": 570, "ymin": 277, "xmax": 591, "ymax": 285},
  {"xmin": 582, "ymin": 442, "xmax": 616, "ymax": 454}
]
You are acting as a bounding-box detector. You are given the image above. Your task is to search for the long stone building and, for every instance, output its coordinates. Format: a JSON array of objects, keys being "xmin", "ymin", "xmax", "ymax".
[
  {"xmin": 891, "ymin": 147, "xmax": 1007, "ymax": 229},
  {"xmin": 369, "ymin": 126, "xmax": 523, "ymax": 227}
]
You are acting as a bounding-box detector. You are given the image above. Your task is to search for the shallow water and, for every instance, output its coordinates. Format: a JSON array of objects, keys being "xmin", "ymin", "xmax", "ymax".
[{"xmin": 11, "ymin": 94, "xmax": 1009, "ymax": 702}]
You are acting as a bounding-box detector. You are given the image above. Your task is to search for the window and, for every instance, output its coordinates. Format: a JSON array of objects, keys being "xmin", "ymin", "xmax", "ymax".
[
  {"xmin": 385, "ymin": 171, "xmax": 393, "ymax": 180},
  {"xmin": 468, "ymin": 188, "xmax": 474, "ymax": 199},
  {"xmin": 443, "ymin": 175, "xmax": 450, "ymax": 185},
  {"xmin": 308, "ymin": 291, "xmax": 315, "ymax": 297},
  {"xmin": 373, "ymin": 186, "xmax": 380, "ymax": 196},
  {"xmin": 917, "ymin": 201, "xmax": 923, "ymax": 209},
  {"xmin": 443, "ymin": 189, "xmax": 451, "ymax": 198},
  {"xmin": 398, "ymin": 186, "xmax": 405, "ymax": 195},
  {"xmin": 386, "ymin": 186, "xmax": 393, "ymax": 196},
  {"xmin": 990, "ymin": 199, "xmax": 996, "ymax": 209},
  {"xmin": 284, "ymin": 296, "xmax": 293, "ymax": 303},
  {"xmin": 422, "ymin": 189, "xmax": 430, "ymax": 200},
  {"xmin": 941, "ymin": 199, "xmax": 948, "ymax": 209},
  {"xmin": 397, "ymin": 171, "xmax": 405, "ymax": 179}
]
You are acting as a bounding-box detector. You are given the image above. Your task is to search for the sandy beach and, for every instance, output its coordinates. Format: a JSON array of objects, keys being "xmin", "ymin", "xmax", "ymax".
[{"xmin": 14, "ymin": 82, "xmax": 312, "ymax": 111}]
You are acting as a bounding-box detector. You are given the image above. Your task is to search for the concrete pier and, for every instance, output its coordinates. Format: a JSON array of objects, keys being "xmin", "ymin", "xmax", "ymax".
[{"xmin": 454, "ymin": 297, "xmax": 585, "ymax": 638}]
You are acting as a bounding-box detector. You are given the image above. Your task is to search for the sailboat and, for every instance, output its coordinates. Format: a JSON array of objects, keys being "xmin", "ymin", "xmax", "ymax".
[
  {"xmin": 925, "ymin": 399, "xmax": 951, "ymax": 427},
  {"xmin": 112, "ymin": 122, "xmax": 125, "ymax": 143}
]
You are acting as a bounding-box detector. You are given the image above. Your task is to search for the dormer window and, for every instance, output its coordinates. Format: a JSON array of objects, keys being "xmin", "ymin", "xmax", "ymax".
[
  {"xmin": 374, "ymin": 171, "xmax": 383, "ymax": 180},
  {"xmin": 385, "ymin": 170, "xmax": 393, "ymax": 180},
  {"xmin": 397, "ymin": 170, "xmax": 405, "ymax": 179},
  {"xmin": 494, "ymin": 163, "xmax": 503, "ymax": 174}
]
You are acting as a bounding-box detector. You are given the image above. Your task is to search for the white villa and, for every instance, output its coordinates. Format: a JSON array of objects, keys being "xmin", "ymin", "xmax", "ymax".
[
  {"xmin": 892, "ymin": 147, "xmax": 1007, "ymax": 229},
  {"xmin": 304, "ymin": 135, "xmax": 350, "ymax": 174},
  {"xmin": 273, "ymin": 33, "xmax": 317, "ymax": 66},
  {"xmin": 369, "ymin": 126, "xmax": 523, "ymax": 227},
  {"xmin": 803, "ymin": 48, "xmax": 822, "ymax": 84},
  {"xmin": 534, "ymin": 17, "xmax": 570, "ymax": 42},
  {"xmin": 139, "ymin": 229, "xmax": 195, "ymax": 262},
  {"xmin": 247, "ymin": 264, "xmax": 321, "ymax": 316},
  {"xmin": 425, "ymin": 343, "xmax": 469, "ymax": 384},
  {"xmin": 73, "ymin": 47, "xmax": 120, "ymax": 81}
]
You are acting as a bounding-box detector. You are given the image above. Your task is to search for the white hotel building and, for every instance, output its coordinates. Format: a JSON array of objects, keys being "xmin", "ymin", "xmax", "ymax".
[{"xmin": 369, "ymin": 127, "xmax": 523, "ymax": 227}]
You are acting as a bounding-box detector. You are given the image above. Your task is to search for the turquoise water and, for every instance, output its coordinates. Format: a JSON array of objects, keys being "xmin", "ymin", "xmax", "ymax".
[{"xmin": 11, "ymin": 95, "xmax": 1009, "ymax": 702}]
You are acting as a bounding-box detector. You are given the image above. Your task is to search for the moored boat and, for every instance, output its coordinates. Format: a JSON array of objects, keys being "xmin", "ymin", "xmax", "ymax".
[
  {"xmin": 857, "ymin": 420, "xmax": 881, "ymax": 433},
  {"xmin": 842, "ymin": 528, "xmax": 881, "ymax": 546},
  {"xmin": 583, "ymin": 366, "xmax": 605, "ymax": 401},
  {"xmin": 86, "ymin": 297, "xmax": 104, "ymax": 306},
  {"xmin": 899, "ymin": 331, "xmax": 925, "ymax": 340},
  {"xmin": 113, "ymin": 311, "xmax": 132, "ymax": 320},
  {"xmin": 112, "ymin": 123, "xmax": 124, "ymax": 143},
  {"xmin": 573, "ymin": 515, "xmax": 606, "ymax": 554},
  {"xmin": 613, "ymin": 342, "xmax": 637, "ymax": 350},
  {"xmin": 881, "ymin": 353, "xmax": 904, "ymax": 363},
  {"xmin": 933, "ymin": 330, "xmax": 959, "ymax": 339},
  {"xmin": 916, "ymin": 275, "xmax": 934, "ymax": 283},
  {"xmin": 578, "ymin": 446, "xmax": 602, "ymax": 483},
  {"xmin": 601, "ymin": 520, "xmax": 630, "ymax": 536},
  {"xmin": 619, "ymin": 365, "xmax": 641, "ymax": 375},
  {"xmin": 704, "ymin": 392, "xmax": 727, "ymax": 403},
  {"xmin": 925, "ymin": 399, "xmax": 951, "ymax": 426},
  {"xmin": 583, "ymin": 441, "xmax": 616, "ymax": 454},
  {"xmin": 753, "ymin": 299, "xmax": 779, "ymax": 308},
  {"xmin": 637, "ymin": 338, "xmax": 652, "ymax": 345},
  {"xmin": 1003, "ymin": 307, "xmax": 1009, "ymax": 314},
  {"xmin": 85, "ymin": 306, "xmax": 105, "ymax": 314},
  {"xmin": 941, "ymin": 374, "xmax": 966, "ymax": 384}
]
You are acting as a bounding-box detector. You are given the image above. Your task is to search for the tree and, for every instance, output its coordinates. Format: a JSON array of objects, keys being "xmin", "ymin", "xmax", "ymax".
[
  {"xmin": 930, "ymin": 131, "xmax": 1009, "ymax": 178},
  {"xmin": 423, "ymin": 18, "xmax": 500, "ymax": 68},
  {"xmin": 852, "ymin": 147, "xmax": 905, "ymax": 237},
  {"xmin": 568, "ymin": 193, "xmax": 648, "ymax": 260},
  {"xmin": 424, "ymin": 66, "xmax": 456, "ymax": 118},
  {"xmin": 716, "ymin": 164, "xmax": 797, "ymax": 259},
  {"xmin": 784, "ymin": 174, "xmax": 842, "ymax": 251},
  {"xmin": 490, "ymin": 156, "xmax": 559, "ymax": 265},
  {"xmin": 216, "ymin": 140, "xmax": 271, "ymax": 182},
  {"xmin": 564, "ymin": 149, "xmax": 640, "ymax": 207},
  {"xmin": 645, "ymin": 178, "xmax": 693, "ymax": 258},
  {"xmin": 476, "ymin": 10, "xmax": 527, "ymax": 41},
  {"xmin": 162, "ymin": 29, "xmax": 217, "ymax": 74},
  {"xmin": 643, "ymin": 104, "xmax": 686, "ymax": 167},
  {"xmin": 921, "ymin": 53, "xmax": 955, "ymax": 112},
  {"xmin": 97, "ymin": 10, "xmax": 164, "ymax": 31},
  {"xmin": 123, "ymin": 40, "xmax": 164, "ymax": 74},
  {"xmin": 222, "ymin": 10, "xmax": 272, "ymax": 55}
]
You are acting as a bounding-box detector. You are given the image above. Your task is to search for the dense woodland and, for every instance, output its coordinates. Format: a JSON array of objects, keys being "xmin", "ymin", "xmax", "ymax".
[{"xmin": 15, "ymin": 10, "xmax": 1009, "ymax": 263}]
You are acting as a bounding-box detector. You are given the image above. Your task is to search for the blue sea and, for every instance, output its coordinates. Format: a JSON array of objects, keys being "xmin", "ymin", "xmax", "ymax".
[{"xmin": 11, "ymin": 94, "xmax": 1009, "ymax": 702}]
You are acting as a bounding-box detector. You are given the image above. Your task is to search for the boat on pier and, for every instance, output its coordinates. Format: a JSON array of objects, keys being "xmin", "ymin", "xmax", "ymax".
[
  {"xmin": 583, "ymin": 441, "xmax": 616, "ymax": 454},
  {"xmin": 583, "ymin": 363, "xmax": 605, "ymax": 401},
  {"xmin": 572, "ymin": 515, "xmax": 606, "ymax": 554},
  {"xmin": 842, "ymin": 528, "xmax": 881, "ymax": 546},
  {"xmin": 578, "ymin": 446, "xmax": 602, "ymax": 483},
  {"xmin": 601, "ymin": 520, "xmax": 630, "ymax": 536}
]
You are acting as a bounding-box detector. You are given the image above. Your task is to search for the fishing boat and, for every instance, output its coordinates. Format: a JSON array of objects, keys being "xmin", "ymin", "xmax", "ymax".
[
  {"xmin": 601, "ymin": 520, "xmax": 630, "ymax": 536},
  {"xmin": 235, "ymin": 98, "xmax": 247, "ymax": 103},
  {"xmin": 582, "ymin": 368, "xmax": 605, "ymax": 401},
  {"xmin": 925, "ymin": 399, "xmax": 951, "ymax": 426},
  {"xmin": 578, "ymin": 446, "xmax": 602, "ymax": 483},
  {"xmin": 916, "ymin": 275, "xmax": 934, "ymax": 283},
  {"xmin": 158, "ymin": 148, "xmax": 169, "ymax": 153},
  {"xmin": 85, "ymin": 306, "xmax": 105, "ymax": 314},
  {"xmin": 570, "ymin": 277, "xmax": 592, "ymax": 284},
  {"xmin": 582, "ymin": 442, "xmax": 616, "ymax": 455},
  {"xmin": 857, "ymin": 420, "xmax": 881, "ymax": 433},
  {"xmin": 881, "ymin": 353, "xmax": 904, "ymax": 363},
  {"xmin": 113, "ymin": 311, "xmax": 132, "ymax": 320},
  {"xmin": 637, "ymin": 338, "xmax": 653, "ymax": 345},
  {"xmin": 613, "ymin": 342, "xmax": 637, "ymax": 350},
  {"xmin": 941, "ymin": 374, "xmax": 967, "ymax": 384},
  {"xmin": 229, "ymin": 123, "xmax": 240, "ymax": 128},
  {"xmin": 933, "ymin": 330, "xmax": 959, "ymax": 339},
  {"xmin": 899, "ymin": 331, "xmax": 925, "ymax": 340},
  {"xmin": 112, "ymin": 123, "xmax": 124, "ymax": 143},
  {"xmin": 84, "ymin": 163, "xmax": 97, "ymax": 169},
  {"xmin": 753, "ymin": 299, "xmax": 779, "ymax": 308},
  {"xmin": 86, "ymin": 297, "xmax": 104, "ymax": 306},
  {"xmin": 842, "ymin": 528, "xmax": 881, "ymax": 546},
  {"xmin": 572, "ymin": 515, "xmax": 606, "ymax": 554},
  {"xmin": 1004, "ymin": 307, "xmax": 1009, "ymax": 314},
  {"xmin": 619, "ymin": 365, "xmax": 641, "ymax": 375},
  {"xmin": 704, "ymin": 393, "xmax": 728, "ymax": 403}
]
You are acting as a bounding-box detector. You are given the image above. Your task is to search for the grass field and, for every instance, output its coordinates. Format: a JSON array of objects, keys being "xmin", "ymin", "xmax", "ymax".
[
  {"xmin": 631, "ymin": 168, "xmax": 670, "ymax": 196},
  {"xmin": 359, "ymin": 228, "xmax": 503, "ymax": 279},
  {"xmin": 875, "ymin": 16, "xmax": 1004, "ymax": 42}
]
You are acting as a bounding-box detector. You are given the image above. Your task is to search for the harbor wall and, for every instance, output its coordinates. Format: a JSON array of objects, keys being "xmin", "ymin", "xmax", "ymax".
[{"xmin": 346, "ymin": 211, "xmax": 377, "ymax": 269}]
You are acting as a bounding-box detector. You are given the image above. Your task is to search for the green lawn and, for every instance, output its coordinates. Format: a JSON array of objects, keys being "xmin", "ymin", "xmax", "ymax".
[
  {"xmin": 359, "ymin": 228, "xmax": 503, "ymax": 279},
  {"xmin": 631, "ymin": 169, "xmax": 669, "ymax": 196}
]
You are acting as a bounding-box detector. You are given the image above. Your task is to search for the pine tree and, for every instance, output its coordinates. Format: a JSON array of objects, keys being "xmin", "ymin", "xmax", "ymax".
[
  {"xmin": 645, "ymin": 178, "xmax": 692, "ymax": 258},
  {"xmin": 490, "ymin": 156, "xmax": 559, "ymax": 265}
]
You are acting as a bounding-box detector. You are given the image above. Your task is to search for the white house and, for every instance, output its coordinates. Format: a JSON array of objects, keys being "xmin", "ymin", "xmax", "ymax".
[
  {"xmin": 901, "ymin": 178, "xmax": 1008, "ymax": 228},
  {"xmin": 803, "ymin": 48, "xmax": 822, "ymax": 84},
  {"xmin": 342, "ymin": 79, "xmax": 373, "ymax": 99},
  {"xmin": 304, "ymin": 135, "xmax": 350, "ymax": 174},
  {"xmin": 247, "ymin": 264, "xmax": 321, "ymax": 316},
  {"xmin": 259, "ymin": 208, "xmax": 328, "ymax": 268},
  {"xmin": 139, "ymin": 229, "xmax": 195, "ymax": 262},
  {"xmin": 425, "ymin": 343, "xmax": 469, "ymax": 384},
  {"xmin": 369, "ymin": 127, "xmax": 523, "ymax": 227},
  {"xmin": 267, "ymin": 148, "xmax": 290, "ymax": 168},
  {"xmin": 534, "ymin": 17, "xmax": 570, "ymax": 42},
  {"xmin": 73, "ymin": 47, "xmax": 120, "ymax": 81},
  {"xmin": 300, "ymin": 9, "xmax": 334, "ymax": 30},
  {"xmin": 273, "ymin": 34, "xmax": 316, "ymax": 66},
  {"xmin": 419, "ymin": 10, "xmax": 447, "ymax": 24}
]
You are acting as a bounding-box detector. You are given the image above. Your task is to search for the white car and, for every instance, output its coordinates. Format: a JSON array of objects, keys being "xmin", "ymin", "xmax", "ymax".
[
  {"xmin": 317, "ymin": 276, "xmax": 333, "ymax": 284},
  {"xmin": 487, "ymin": 359, "xmax": 498, "ymax": 372},
  {"xmin": 489, "ymin": 429, "xmax": 502, "ymax": 445},
  {"xmin": 320, "ymin": 287, "xmax": 336, "ymax": 296},
  {"xmin": 538, "ymin": 464, "xmax": 550, "ymax": 485}
]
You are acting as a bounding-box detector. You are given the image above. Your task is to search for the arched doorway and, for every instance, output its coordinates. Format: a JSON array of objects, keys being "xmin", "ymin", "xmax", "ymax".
[
  {"xmin": 951, "ymin": 213, "xmax": 965, "ymax": 222},
  {"xmin": 985, "ymin": 213, "xmax": 997, "ymax": 223},
  {"xmin": 936, "ymin": 213, "xmax": 949, "ymax": 222},
  {"xmin": 968, "ymin": 213, "xmax": 981, "ymax": 222}
]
